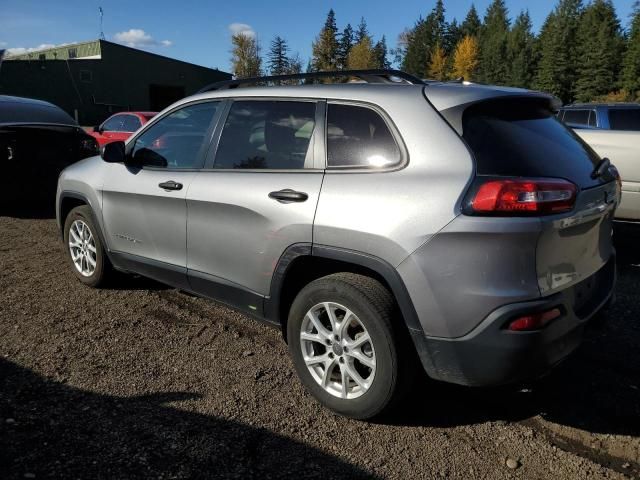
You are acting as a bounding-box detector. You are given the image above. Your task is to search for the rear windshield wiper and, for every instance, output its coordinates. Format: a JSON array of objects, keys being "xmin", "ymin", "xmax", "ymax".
[{"xmin": 591, "ymin": 157, "xmax": 610, "ymax": 179}]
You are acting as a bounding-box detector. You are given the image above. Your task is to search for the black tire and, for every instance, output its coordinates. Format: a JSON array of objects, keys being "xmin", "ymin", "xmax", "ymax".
[
  {"xmin": 63, "ymin": 205, "xmax": 112, "ymax": 288},
  {"xmin": 287, "ymin": 273, "xmax": 409, "ymax": 419}
]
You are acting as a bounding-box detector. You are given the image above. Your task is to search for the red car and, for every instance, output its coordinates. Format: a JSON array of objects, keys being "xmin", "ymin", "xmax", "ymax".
[{"xmin": 89, "ymin": 111, "xmax": 157, "ymax": 146}]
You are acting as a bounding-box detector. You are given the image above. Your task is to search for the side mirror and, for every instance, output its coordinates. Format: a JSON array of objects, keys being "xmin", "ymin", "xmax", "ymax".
[
  {"xmin": 101, "ymin": 141, "xmax": 126, "ymax": 163},
  {"xmin": 93, "ymin": 125, "xmax": 101, "ymax": 133}
]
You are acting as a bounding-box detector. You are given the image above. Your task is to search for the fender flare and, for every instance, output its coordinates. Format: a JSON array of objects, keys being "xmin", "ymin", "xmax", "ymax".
[
  {"xmin": 58, "ymin": 191, "xmax": 113, "ymax": 261},
  {"xmin": 266, "ymin": 243, "xmax": 422, "ymax": 333}
]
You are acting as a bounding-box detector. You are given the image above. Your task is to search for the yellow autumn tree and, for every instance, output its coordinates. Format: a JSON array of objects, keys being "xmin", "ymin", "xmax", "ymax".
[
  {"xmin": 346, "ymin": 37, "xmax": 376, "ymax": 70},
  {"xmin": 451, "ymin": 35, "xmax": 479, "ymax": 81},
  {"xmin": 427, "ymin": 44, "xmax": 448, "ymax": 81}
]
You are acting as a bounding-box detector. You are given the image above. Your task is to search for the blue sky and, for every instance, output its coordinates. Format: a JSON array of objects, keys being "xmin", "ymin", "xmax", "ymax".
[{"xmin": 1, "ymin": 0, "xmax": 637, "ymax": 72}]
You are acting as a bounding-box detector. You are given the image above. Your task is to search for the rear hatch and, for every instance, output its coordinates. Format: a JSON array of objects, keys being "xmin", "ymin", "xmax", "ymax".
[{"xmin": 458, "ymin": 97, "xmax": 618, "ymax": 297}]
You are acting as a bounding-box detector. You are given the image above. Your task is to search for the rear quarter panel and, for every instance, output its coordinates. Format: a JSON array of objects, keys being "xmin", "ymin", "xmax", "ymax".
[{"xmin": 313, "ymin": 90, "xmax": 474, "ymax": 267}]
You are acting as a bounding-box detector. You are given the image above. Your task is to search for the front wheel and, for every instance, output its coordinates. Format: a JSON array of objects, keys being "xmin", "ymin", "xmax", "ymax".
[
  {"xmin": 287, "ymin": 273, "xmax": 406, "ymax": 419},
  {"xmin": 63, "ymin": 205, "xmax": 111, "ymax": 287}
]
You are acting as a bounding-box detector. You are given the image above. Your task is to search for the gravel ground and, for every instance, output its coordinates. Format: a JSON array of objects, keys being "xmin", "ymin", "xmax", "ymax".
[{"xmin": 1, "ymin": 214, "xmax": 639, "ymax": 479}]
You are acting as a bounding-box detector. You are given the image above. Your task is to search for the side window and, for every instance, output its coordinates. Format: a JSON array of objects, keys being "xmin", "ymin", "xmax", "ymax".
[
  {"xmin": 326, "ymin": 103, "xmax": 401, "ymax": 168},
  {"xmin": 131, "ymin": 102, "xmax": 219, "ymax": 169},
  {"xmin": 122, "ymin": 115, "xmax": 142, "ymax": 132},
  {"xmin": 588, "ymin": 110, "xmax": 597, "ymax": 127},
  {"xmin": 214, "ymin": 100, "xmax": 316, "ymax": 169},
  {"xmin": 102, "ymin": 115, "xmax": 124, "ymax": 132},
  {"xmin": 562, "ymin": 109, "xmax": 590, "ymax": 127},
  {"xmin": 608, "ymin": 109, "xmax": 640, "ymax": 131}
]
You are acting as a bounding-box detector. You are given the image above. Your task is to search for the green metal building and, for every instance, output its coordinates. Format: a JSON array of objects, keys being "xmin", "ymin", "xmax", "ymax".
[{"xmin": 0, "ymin": 40, "xmax": 231, "ymax": 125}]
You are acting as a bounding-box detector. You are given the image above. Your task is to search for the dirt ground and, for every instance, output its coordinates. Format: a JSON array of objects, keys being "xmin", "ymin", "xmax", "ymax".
[{"xmin": 1, "ymin": 212, "xmax": 639, "ymax": 479}]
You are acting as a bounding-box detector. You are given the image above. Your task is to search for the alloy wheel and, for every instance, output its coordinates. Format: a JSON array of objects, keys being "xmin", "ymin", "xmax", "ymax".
[
  {"xmin": 299, "ymin": 302, "xmax": 376, "ymax": 399},
  {"xmin": 68, "ymin": 219, "xmax": 97, "ymax": 277}
]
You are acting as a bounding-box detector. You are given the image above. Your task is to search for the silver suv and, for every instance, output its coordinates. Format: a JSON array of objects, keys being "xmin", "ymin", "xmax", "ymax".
[{"xmin": 56, "ymin": 70, "xmax": 619, "ymax": 419}]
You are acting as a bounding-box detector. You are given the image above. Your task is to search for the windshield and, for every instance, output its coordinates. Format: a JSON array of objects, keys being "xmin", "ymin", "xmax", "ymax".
[{"xmin": 462, "ymin": 98, "xmax": 604, "ymax": 188}]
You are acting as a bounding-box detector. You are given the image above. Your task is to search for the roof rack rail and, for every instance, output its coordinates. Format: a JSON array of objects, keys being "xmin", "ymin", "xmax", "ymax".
[{"xmin": 197, "ymin": 69, "xmax": 424, "ymax": 93}]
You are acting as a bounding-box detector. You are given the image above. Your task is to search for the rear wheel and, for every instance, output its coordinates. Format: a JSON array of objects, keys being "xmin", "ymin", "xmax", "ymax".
[
  {"xmin": 63, "ymin": 205, "xmax": 112, "ymax": 287},
  {"xmin": 287, "ymin": 273, "xmax": 406, "ymax": 419}
]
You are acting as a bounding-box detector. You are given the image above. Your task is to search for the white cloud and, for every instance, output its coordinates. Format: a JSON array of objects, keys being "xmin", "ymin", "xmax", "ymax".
[
  {"xmin": 5, "ymin": 43, "xmax": 62, "ymax": 57},
  {"xmin": 113, "ymin": 29, "xmax": 172, "ymax": 48},
  {"xmin": 228, "ymin": 23, "xmax": 256, "ymax": 38}
]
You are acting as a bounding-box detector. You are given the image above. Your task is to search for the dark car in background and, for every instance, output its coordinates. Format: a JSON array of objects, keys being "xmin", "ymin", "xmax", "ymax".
[
  {"xmin": 558, "ymin": 103, "xmax": 640, "ymax": 131},
  {"xmin": 0, "ymin": 95, "xmax": 99, "ymax": 216},
  {"xmin": 88, "ymin": 111, "xmax": 157, "ymax": 146}
]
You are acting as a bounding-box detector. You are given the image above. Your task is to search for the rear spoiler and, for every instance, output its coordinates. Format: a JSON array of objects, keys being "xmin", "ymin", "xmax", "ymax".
[{"xmin": 436, "ymin": 93, "xmax": 561, "ymax": 136}]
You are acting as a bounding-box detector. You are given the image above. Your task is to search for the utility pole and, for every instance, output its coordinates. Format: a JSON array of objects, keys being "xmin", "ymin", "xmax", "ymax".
[{"xmin": 99, "ymin": 7, "xmax": 105, "ymax": 40}]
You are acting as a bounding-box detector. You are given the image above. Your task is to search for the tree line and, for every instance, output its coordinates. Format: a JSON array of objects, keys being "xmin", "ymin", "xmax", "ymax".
[{"xmin": 230, "ymin": 0, "xmax": 640, "ymax": 103}]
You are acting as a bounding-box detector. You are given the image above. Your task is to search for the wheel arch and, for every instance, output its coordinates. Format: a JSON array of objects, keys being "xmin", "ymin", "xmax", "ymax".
[
  {"xmin": 268, "ymin": 244, "xmax": 422, "ymax": 343},
  {"xmin": 58, "ymin": 192, "xmax": 89, "ymax": 235},
  {"xmin": 58, "ymin": 191, "xmax": 112, "ymax": 259}
]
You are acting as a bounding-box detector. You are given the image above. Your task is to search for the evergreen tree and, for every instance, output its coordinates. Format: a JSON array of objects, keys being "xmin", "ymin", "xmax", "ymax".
[
  {"xmin": 444, "ymin": 19, "xmax": 463, "ymax": 55},
  {"xmin": 478, "ymin": 0, "xmax": 510, "ymax": 85},
  {"xmin": 506, "ymin": 11, "xmax": 537, "ymax": 88},
  {"xmin": 267, "ymin": 36, "xmax": 289, "ymax": 76},
  {"xmin": 311, "ymin": 9, "xmax": 339, "ymax": 71},
  {"xmin": 355, "ymin": 17, "xmax": 370, "ymax": 44},
  {"xmin": 373, "ymin": 35, "xmax": 391, "ymax": 69},
  {"xmin": 574, "ymin": 0, "xmax": 625, "ymax": 102},
  {"xmin": 231, "ymin": 33, "xmax": 261, "ymax": 78},
  {"xmin": 401, "ymin": 0, "xmax": 447, "ymax": 76},
  {"xmin": 461, "ymin": 4, "xmax": 482, "ymax": 37},
  {"xmin": 451, "ymin": 35, "xmax": 480, "ymax": 80},
  {"xmin": 429, "ymin": 0, "xmax": 448, "ymax": 42},
  {"xmin": 428, "ymin": 44, "xmax": 448, "ymax": 80},
  {"xmin": 347, "ymin": 37, "xmax": 376, "ymax": 69},
  {"xmin": 622, "ymin": 2, "xmax": 640, "ymax": 97},
  {"xmin": 534, "ymin": 0, "xmax": 583, "ymax": 103},
  {"xmin": 337, "ymin": 23, "xmax": 354, "ymax": 70}
]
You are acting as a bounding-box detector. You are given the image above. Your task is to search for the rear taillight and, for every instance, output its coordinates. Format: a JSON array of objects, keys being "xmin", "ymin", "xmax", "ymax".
[
  {"xmin": 468, "ymin": 178, "xmax": 577, "ymax": 215},
  {"xmin": 507, "ymin": 308, "xmax": 561, "ymax": 331}
]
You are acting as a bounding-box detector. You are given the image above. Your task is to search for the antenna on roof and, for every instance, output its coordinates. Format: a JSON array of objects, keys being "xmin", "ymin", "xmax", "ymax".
[{"xmin": 99, "ymin": 7, "xmax": 105, "ymax": 40}]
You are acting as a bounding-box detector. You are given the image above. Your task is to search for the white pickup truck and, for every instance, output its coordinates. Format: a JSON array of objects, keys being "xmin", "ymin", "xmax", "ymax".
[{"xmin": 575, "ymin": 129, "xmax": 640, "ymax": 222}]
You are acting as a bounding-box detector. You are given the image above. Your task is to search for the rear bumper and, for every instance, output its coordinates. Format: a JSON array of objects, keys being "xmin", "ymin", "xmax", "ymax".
[{"xmin": 411, "ymin": 255, "xmax": 616, "ymax": 387}]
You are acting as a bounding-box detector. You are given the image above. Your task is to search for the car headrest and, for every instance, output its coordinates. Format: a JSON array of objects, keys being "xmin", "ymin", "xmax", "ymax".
[{"xmin": 264, "ymin": 113, "xmax": 298, "ymax": 154}]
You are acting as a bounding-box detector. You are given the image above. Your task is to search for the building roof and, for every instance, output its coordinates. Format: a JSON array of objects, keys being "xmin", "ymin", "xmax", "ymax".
[
  {"xmin": 4, "ymin": 39, "xmax": 230, "ymax": 75},
  {"xmin": 5, "ymin": 40, "xmax": 101, "ymax": 60}
]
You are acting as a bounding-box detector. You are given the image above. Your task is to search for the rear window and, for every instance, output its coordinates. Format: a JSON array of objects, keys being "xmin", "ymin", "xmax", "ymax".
[
  {"xmin": 462, "ymin": 99, "xmax": 602, "ymax": 188},
  {"xmin": 608, "ymin": 108, "xmax": 640, "ymax": 131},
  {"xmin": 326, "ymin": 104, "xmax": 401, "ymax": 168},
  {"xmin": 561, "ymin": 109, "xmax": 592, "ymax": 127}
]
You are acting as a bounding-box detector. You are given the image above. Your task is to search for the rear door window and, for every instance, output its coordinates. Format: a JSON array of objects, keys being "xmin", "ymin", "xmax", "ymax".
[
  {"xmin": 213, "ymin": 100, "xmax": 316, "ymax": 169},
  {"xmin": 562, "ymin": 109, "xmax": 591, "ymax": 127},
  {"xmin": 608, "ymin": 108, "xmax": 640, "ymax": 131},
  {"xmin": 462, "ymin": 98, "xmax": 603, "ymax": 188},
  {"xmin": 326, "ymin": 103, "xmax": 401, "ymax": 168},
  {"xmin": 122, "ymin": 115, "xmax": 142, "ymax": 132}
]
